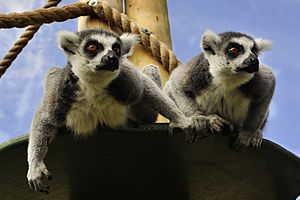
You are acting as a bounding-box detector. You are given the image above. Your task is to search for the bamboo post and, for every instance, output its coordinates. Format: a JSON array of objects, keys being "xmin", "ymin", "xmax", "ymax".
[{"xmin": 78, "ymin": 0, "xmax": 123, "ymax": 31}]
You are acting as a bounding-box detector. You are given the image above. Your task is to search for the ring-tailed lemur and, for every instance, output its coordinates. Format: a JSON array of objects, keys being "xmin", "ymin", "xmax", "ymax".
[
  {"xmin": 27, "ymin": 29, "xmax": 227, "ymax": 194},
  {"xmin": 165, "ymin": 30, "xmax": 275, "ymax": 153}
]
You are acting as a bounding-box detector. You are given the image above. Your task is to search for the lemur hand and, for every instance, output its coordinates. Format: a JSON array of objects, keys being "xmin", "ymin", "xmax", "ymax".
[
  {"xmin": 169, "ymin": 115, "xmax": 210, "ymax": 143},
  {"xmin": 27, "ymin": 160, "xmax": 52, "ymax": 194},
  {"xmin": 206, "ymin": 114, "xmax": 234, "ymax": 134},
  {"xmin": 232, "ymin": 129, "xmax": 263, "ymax": 153}
]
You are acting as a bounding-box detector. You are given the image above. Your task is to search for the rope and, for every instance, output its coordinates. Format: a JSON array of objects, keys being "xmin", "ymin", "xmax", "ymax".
[
  {"xmin": 0, "ymin": 0, "xmax": 62, "ymax": 78},
  {"xmin": 0, "ymin": 1, "xmax": 179, "ymax": 78}
]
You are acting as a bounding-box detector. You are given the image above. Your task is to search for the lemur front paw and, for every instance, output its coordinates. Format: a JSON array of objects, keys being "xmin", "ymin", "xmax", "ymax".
[
  {"xmin": 232, "ymin": 131, "xmax": 253, "ymax": 153},
  {"xmin": 206, "ymin": 114, "xmax": 234, "ymax": 133},
  {"xmin": 250, "ymin": 130, "xmax": 263, "ymax": 149},
  {"xmin": 169, "ymin": 115, "xmax": 209, "ymax": 143},
  {"xmin": 27, "ymin": 160, "xmax": 52, "ymax": 194},
  {"xmin": 232, "ymin": 130, "xmax": 263, "ymax": 152}
]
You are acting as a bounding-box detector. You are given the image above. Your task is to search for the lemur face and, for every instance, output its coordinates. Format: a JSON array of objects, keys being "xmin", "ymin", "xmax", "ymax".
[
  {"xmin": 201, "ymin": 30, "xmax": 272, "ymax": 80},
  {"xmin": 223, "ymin": 36, "xmax": 259, "ymax": 73},
  {"xmin": 80, "ymin": 34, "xmax": 122, "ymax": 72},
  {"xmin": 57, "ymin": 29, "xmax": 139, "ymax": 79}
]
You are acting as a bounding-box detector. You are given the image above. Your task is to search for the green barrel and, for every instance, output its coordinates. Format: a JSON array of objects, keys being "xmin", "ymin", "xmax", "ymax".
[{"xmin": 0, "ymin": 125, "xmax": 299, "ymax": 200}]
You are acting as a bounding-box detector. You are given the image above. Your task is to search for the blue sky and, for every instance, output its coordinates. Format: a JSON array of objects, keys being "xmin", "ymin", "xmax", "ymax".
[{"xmin": 0, "ymin": 0, "xmax": 299, "ymax": 157}]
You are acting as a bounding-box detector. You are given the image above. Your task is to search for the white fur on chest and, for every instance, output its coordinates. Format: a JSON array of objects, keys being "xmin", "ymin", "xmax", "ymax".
[
  {"xmin": 66, "ymin": 82, "xmax": 128, "ymax": 136},
  {"xmin": 196, "ymin": 84, "xmax": 250, "ymax": 126}
]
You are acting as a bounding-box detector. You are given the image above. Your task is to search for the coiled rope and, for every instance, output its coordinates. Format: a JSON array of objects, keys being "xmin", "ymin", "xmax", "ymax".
[
  {"xmin": 0, "ymin": 1, "xmax": 180, "ymax": 78},
  {"xmin": 0, "ymin": 0, "xmax": 62, "ymax": 78}
]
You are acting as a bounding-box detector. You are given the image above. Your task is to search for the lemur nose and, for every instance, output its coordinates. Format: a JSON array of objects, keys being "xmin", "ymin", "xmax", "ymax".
[
  {"xmin": 108, "ymin": 54, "xmax": 115, "ymax": 60},
  {"xmin": 250, "ymin": 57, "xmax": 259, "ymax": 64},
  {"xmin": 104, "ymin": 50, "xmax": 118, "ymax": 63}
]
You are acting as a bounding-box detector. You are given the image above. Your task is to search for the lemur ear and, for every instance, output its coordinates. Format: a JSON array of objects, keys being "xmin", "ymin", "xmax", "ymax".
[
  {"xmin": 255, "ymin": 38, "xmax": 272, "ymax": 53},
  {"xmin": 201, "ymin": 30, "xmax": 221, "ymax": 56},
  {"xmin": 57, "ymin": 31, "xmax": 80, "ymax": 55},
  {"xmin": 120, "ymin": 33, "xmax": 140, "ymax": 56}
]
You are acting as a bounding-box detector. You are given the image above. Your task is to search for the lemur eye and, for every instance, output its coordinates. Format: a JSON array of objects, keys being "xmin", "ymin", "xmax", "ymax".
[
  {"xmin": 84, "ymin": 41, "xmax": 103, "ymax": 56},
  {"xmin": 226, "ymin": 43, "xmax": 244, "ymax": 59},
  {"xmin": 113, "ymin": 47, "xmax": 120, "ymax": 54},
  {"xmin": 229, "ymin": 47, "xmax": 239, "ymax": 54},
  {"xmin": 112, "ymin": 43, "xmax": 121, "ymax": 56},
  {"xmin": 86, "ymin": 44, "xmax": 98, "ymax": 52}
]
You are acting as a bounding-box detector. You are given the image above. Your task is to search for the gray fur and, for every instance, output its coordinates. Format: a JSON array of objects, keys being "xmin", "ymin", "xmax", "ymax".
[
  {"xmin": 27, "ymin": 66, "xmax": 78, "ymax": 193},
  {"xmin": 165, "ymin": 30, "xmax": 275, "ymax": 153},
  {"xmin": 128, "ymin": 64, "xmax": 162, "ymax": 124},
  {"xmin": 27, "ymin": 29, "xmax": 213, "ymax": 193}
]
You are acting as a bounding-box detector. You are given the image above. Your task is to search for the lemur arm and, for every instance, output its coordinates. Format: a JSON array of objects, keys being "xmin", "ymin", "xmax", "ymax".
[
  {"xmin": 233, "ymin": 87, "xmax": 274, "ymax": 152},
  {"xmin": 142, "ymin": 75, "xmax": 188, "ymax": 124},
  {"xmin": 140, "ymin": 73, "xmax": 213, "ymax": 142},
  {"xmin": 27, "ymin": 69, "xmax": 60, "ymax": 193},
  {"xmin": 27, "ymin": 67, "xmax": 77, "ymax": 194},
  {"xmin": 243, "ymin": 92, "xmax": 274, "ymax": 133},
  {"xmin": 241, "ymin": 66, "xmax": 276, "ymax": 133},
  {"xmin": 27, "ymin": 105, "xmax": 56, "ymax": 193},
  {"xmin": 165, "ymin": 81, "xmax": 204, "ymax": 117},
  {"xmin": 164, "ymin": 56, "xmax": 212, "ymax": 118},
  {"xmin": 233, "ymin": 66, "xmax": 275, "ymax": 152}
]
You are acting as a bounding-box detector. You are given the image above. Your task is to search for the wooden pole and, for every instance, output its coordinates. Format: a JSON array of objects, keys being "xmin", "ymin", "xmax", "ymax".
[
  {"xmin": 125, "ymin": 0, "xmax": 172, "ymax": 86},
  {"xmin": 78, "ymin": 0, "xmax": 123, "ymax": 31},
  {"xmin": 126, "ymin": 0, "xmax": 172, "ymax": 122}
]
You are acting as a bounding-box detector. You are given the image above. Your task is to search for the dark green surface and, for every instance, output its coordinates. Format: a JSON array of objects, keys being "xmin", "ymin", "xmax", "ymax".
[{"xmin": 0, "ymin": 125, "xmax": 299, "ymax": 200}]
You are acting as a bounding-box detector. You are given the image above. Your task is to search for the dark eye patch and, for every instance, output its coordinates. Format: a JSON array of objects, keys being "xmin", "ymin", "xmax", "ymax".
[
  {"xmin": 225, "ymin": 42, "xmax": 245, "ymax": 59},
  {"xmin": 251, "ymin": 45, "xmax": 258, "ymax": 56},
  {"xmin": 112, "ymin": 42, "xmax": 121, "ymax": 56},
  {"xmin": 84, "ymin": 40, "xmax": 104, "ymax": 57}
]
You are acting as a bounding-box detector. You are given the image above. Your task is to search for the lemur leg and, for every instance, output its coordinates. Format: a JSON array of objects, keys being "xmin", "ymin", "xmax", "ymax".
[{"xmin": 129, "ymin": 64, "xmax": 162, "ymax": 124}]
